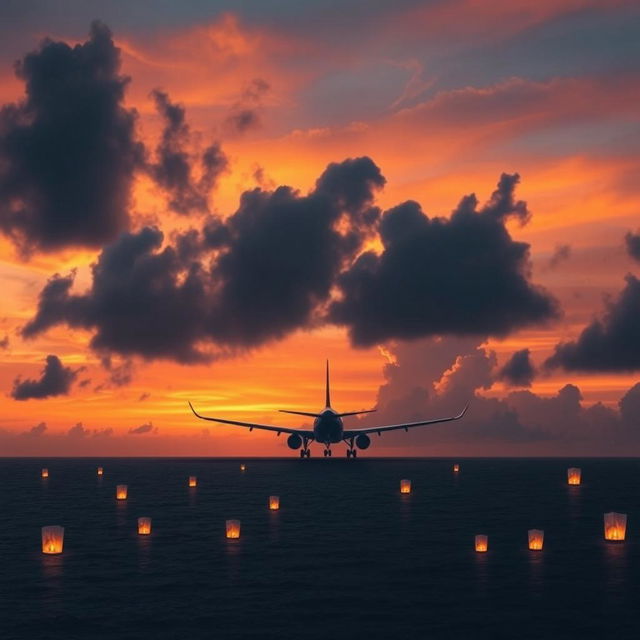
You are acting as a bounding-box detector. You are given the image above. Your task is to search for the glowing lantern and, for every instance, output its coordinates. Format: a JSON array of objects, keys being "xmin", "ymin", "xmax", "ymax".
[
  {"xmin": 269, "ymin": 495, "xmax": 280, "ymax": 511},
  {"xmin": 138, "ymin": 517, "xmax": 152, "ymax": 535},
  {"xmin": 400, "ymin": 479, "xmax": 411, "ymax": 494},
  {"xmin": 97, "ymin": 467, "xmax": 103, "ymax": 476},
  {"xmin": 188, "ymin": 476, "xmax": 197, "ymax": 487},
  {"xmin": 567, "ymin": 467, "xmax": 581, "ymax": 486},
  {"xmin": 226, "ymin": 519, "xmax": 241, "ymax": 539},
  {"xmin": 453, "ymin": 464, "xmax": 460, "ymax": 473},
  {"xmin": 116, "ymin": 484, "xmax": 128, "ymax": 500},
  {"xmin": 41, "ymin": 525, "xmax": 64, "ymax": 554},
  {"xmin": 240, "ymin": 464, "xmax": 246, "ymax": 472},
  {"xmin": 41, "ymin": 468, "xmax": 49, "ymax": 478},
  {"xmin": 475, "ymin": 535, "xmax": 488, "ymax": 553},
  {"xmin": 604, "ymin": 512, "xmax": 627, "ymax": 541},
  {"xmin": 528, "ymin": 529, "xmax": 544, "ymax": 550}
]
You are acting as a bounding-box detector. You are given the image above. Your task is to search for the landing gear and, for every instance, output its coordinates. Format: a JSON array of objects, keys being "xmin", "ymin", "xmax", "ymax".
[
  {"xmin": 323, "ymin": 449, "xmax": 332, "ymax": 457},
  {"xmin": 346, "ymin": 449, "xmax": 357, "ymax": 458},
  {"xmin": 300, "ymin": 448, "xmax": 311, "ymax": 458}
]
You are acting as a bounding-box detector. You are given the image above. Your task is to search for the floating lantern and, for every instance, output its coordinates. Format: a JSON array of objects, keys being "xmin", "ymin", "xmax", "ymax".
[
  {"xmin": 453, "ymin": 464, "xmax": 460, "ymax": 473},
  {"xmin": 475, "ymin": 535, "xmax": 488, "ymax": 553},
  {"xmin": 400, "ymin": 478, "xmax": 411, "ymax": 494},
  {"xmin": 138, "ymin": 517, "xmax": 152, "ymax": 535},
  {"xmin": 240, "ymin": 464, "xmax": 246, "ymax": 472},
  {"xmin": 97, "ymin": 467, "xmax": 103, "ymax": 476},
  {"xmin": 604, "ymin": 512, "xmax": 627, "ymax": 541},
  {"xmin": 269, "ymin": 495, "xmax": 280, "ymax": 511},
  {"xmin": 188, "ymin": 476, "xmax": 197, "ymax": 487},
  {"xmin": 41, "ymin": 525, "xmax": 64, "ymax": 554},
  {"xmin": 528, "ymin": 529, "xmax": 544, "ymax": 551},
  {"xmin": 226, "ymin": 519, "xmax": 241, "ymax": 539},
  {"xmin": 116, "ymin": 484, "xmax": 128, "ymax": 500},
  {"xmin": 567, "ymin": 467, "xmax": 581, "ymax": 486},
  {"xmin": 41, "ymin": 468, "xmax": 49, "ymax": 478}
]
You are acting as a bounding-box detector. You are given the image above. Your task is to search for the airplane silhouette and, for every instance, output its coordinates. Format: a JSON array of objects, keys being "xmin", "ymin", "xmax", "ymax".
[{"xmin": 189, "ymin": 361, "xmax": 468, "ymax": 457}]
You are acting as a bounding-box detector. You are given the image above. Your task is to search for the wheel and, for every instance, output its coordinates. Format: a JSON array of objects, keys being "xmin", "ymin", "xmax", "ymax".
[
  {"xmin": 300, "ymin": 449, "xmax": 305, "ymax": 458},
  {"xmin": 346, "ymin": 450, "xmax": 351, "ymax": 458},
  {"xmin": 306, "ymin": 450, "xmax": 311, "ymax": 458},
  {"xmin": 328, "ymin": 450, "xmax": 332, "ymax": 457},
  {"xmin": 323, "ymin": 450, "xmax": 328, "ymax": 457},
  {"xmin": 353, "ymin": 450, "xmax": 357, "ymax": 458}
]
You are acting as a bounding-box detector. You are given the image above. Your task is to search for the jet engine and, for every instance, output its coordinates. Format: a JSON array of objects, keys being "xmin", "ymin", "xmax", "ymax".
[
  {"xmin": 355, "ymin": 434, "xmax": 371, "ymax": 450},
  {"xmin": 287, "ymin": 434, "xmax": 303, "ymax": 449}
]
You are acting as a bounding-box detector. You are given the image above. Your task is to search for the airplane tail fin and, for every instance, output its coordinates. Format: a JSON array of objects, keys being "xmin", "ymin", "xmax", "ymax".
[{"xmin": 325, "ymin": 359, "xmax": 331, "ymax": 408}]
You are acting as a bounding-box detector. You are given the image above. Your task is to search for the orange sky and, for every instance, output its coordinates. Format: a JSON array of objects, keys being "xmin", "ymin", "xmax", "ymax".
[{"xmin": 1, "ymin": 3, "xmax": 639, "ymax": 455}]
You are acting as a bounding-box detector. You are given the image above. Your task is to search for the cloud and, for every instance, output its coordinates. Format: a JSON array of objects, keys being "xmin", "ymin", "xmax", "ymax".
[
  {"xmin": 21, "ymin": 422, "xmax": 47, "ymax": 437},
  {"xmin": 356, "ymin": 335, "xmax": 640, "ymax": 453},
  {"xmin": 224, "ymin": 78, "xmax": 270, "ymax": 134},
  {"xmin": 67, "ymin": 422, "xmax": 90, "ymax": 438},
  {"xmin": 546, "ymin": 274, "xmax": 640, "ymax": 371},
  {"xmin": 129, "ymin": 422, "xmax": 157, "ymax": 435},
  {"xmin": 149, "ymin": 89, "xmax": 227, "ymax": 214},
  {"xmin": 11, "ymin": 355, "xmax": 79, "ymax": 400},
  {"xmin": 498, "ymin": 348, "xmax": 536, "ymax": 387},
  {"xmin": 0, "ymin": 335, "xmax": 8, "ymax": 349},
  {"xmin": 626, "ymin": 231, "xmax": 640, "ymax": 262},
  {"xmin": 23, "ymin": 156, "xmax": 385, "ymax": 360},
  {"xmin": 0, "ymin": 21, "xmax": 144, "ymax": 255},
  {"xmin": 330, "ymin": 173, "xmax": 559, "ymax": 346},
  {"xmin": 547, "ymin": 244, "xmax": 572, "ymax": 270}
]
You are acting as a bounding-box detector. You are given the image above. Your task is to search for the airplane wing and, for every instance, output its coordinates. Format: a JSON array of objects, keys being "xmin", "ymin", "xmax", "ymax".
[
  {"xmin": 188, "ymin": 402, "xmax": 315, "ymax": 437},
  {"xmin": 342, "ymin": 404, "xmax": 468, "ymax": 437}
]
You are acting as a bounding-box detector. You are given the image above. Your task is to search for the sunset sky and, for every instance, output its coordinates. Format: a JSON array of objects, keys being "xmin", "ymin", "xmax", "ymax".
[{"xmin": 1, "ymin": 0, "xmax": 639, "ymax": 455}]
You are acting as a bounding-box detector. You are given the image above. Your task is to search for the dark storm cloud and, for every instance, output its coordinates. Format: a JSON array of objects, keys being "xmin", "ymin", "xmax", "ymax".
[
  {"xmin": 150, "ymin": 90, "xmax": 227, "ymax": 214},
  {"xmin": 546, "ymin": 274, "xmax": 640, "ymax": 371},
  {"xmin": 23, "ymin": 157, "xmax": 386, "ymax": 360},
  {"xmin": 498, "ymin": 348, "xmax": 536, "ymax": 387},
  {"xmin": 224, "ymin": 78, "xmax": 270, "ymax": 134},
  {"xmin": 330, "ymin": 173, "xmax": 559, "ymax": 346},
  {"xmin": 11, "ymin": 355, "xmax": 79, "ymax": 400},
  {"xmin": 0, "ymin": 21, "xmax": 144, "ymax": 254},
  {"xmin": 129, "ymin": 422, "xmax": 156, "ymax": 435},
  {"xmin": 625, "ymin": 231, "xmax": 640, "ymax": 262},
  {"xmin": 209, "ymin": 157, "xmax": 384, "ymax": 346},
  {"xmin": 23, "ymin": 227, "xmax": 212, "ymax": 363}
]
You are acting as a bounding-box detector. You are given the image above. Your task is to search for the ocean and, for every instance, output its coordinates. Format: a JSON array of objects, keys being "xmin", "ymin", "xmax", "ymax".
[{"xmin": 0, "ymin": 458, "xmax": 639, "ymax": 639}]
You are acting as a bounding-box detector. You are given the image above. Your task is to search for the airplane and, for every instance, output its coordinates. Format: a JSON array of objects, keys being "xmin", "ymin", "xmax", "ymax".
[{"xmin": 188, "ymin": 361, "xmax": 468, "ymax": 458}]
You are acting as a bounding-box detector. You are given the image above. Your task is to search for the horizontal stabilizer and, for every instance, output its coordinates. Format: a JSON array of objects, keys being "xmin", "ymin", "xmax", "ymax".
[
  {"xmin": 336, "ymin": 409, "xmax": 377, "ymax": 418},
  {"xmin": 279, "ymin": 410, "xmax": 322, "ymax": 418}
]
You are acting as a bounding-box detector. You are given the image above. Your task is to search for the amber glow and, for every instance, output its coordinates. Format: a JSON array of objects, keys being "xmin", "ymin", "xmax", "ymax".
[
  {"xmin": 41, "ymin": 525, "xmax": 64, "ymax": 554},
  {"xmin": 604, "ymin": 512, "xmax": 627, "ymax": 541},
  {"xmin": 475, "ymin": 535, "xmax": 488, "ymax": 553},
  {"xmin": 567, "ymin": 467, "xmax": 581, "ymax": 486},
  {"xmin": 269, "ymin": 495, "xmax": 280, "ymax": 510},
  {"xmin": 240, "ymin": 464, "xmax": 246, "ymax": 472},
  {"xmin": 41, "ymin": 468, "xmax": 48, "ymax": 478},
  {"xmin": 226, "ymin": 519, "xmax": 241, "ymax": 539},
  {"xmin": 453, "ymin": 464, "xmax": 460, "ymax": 473},
  {"xmin": 138, "ymin": 517, "xmax": 152, "ymax": 535},
  {"xmin": 528, "ymin": 529, "xmax": 544, "ymax": 551},
  {"xmin": 97, "ymin": 466, "xmax": 103, "ymax": 476},
  {"xmin": 116, "ymin": 484, "xmax": 128, "ymax": 500},
  {"xmin": 400, "ymin": 479, "xmax": 411, "ymax": 494},
  {"xmin": 188, "ymin": 476, "xmax": 197, "ymax": 487}
]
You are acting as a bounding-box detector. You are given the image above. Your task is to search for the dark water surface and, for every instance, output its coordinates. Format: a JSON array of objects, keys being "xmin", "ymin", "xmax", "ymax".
[{"xmin": 1, "ymin": 458, "xmax": 639, "ymax": 639}]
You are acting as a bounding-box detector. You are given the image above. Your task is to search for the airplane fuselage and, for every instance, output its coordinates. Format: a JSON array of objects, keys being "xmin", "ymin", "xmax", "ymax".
[{"xmin": 313, "ymin": 408, "xmax": 344, "ymax": 444}]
